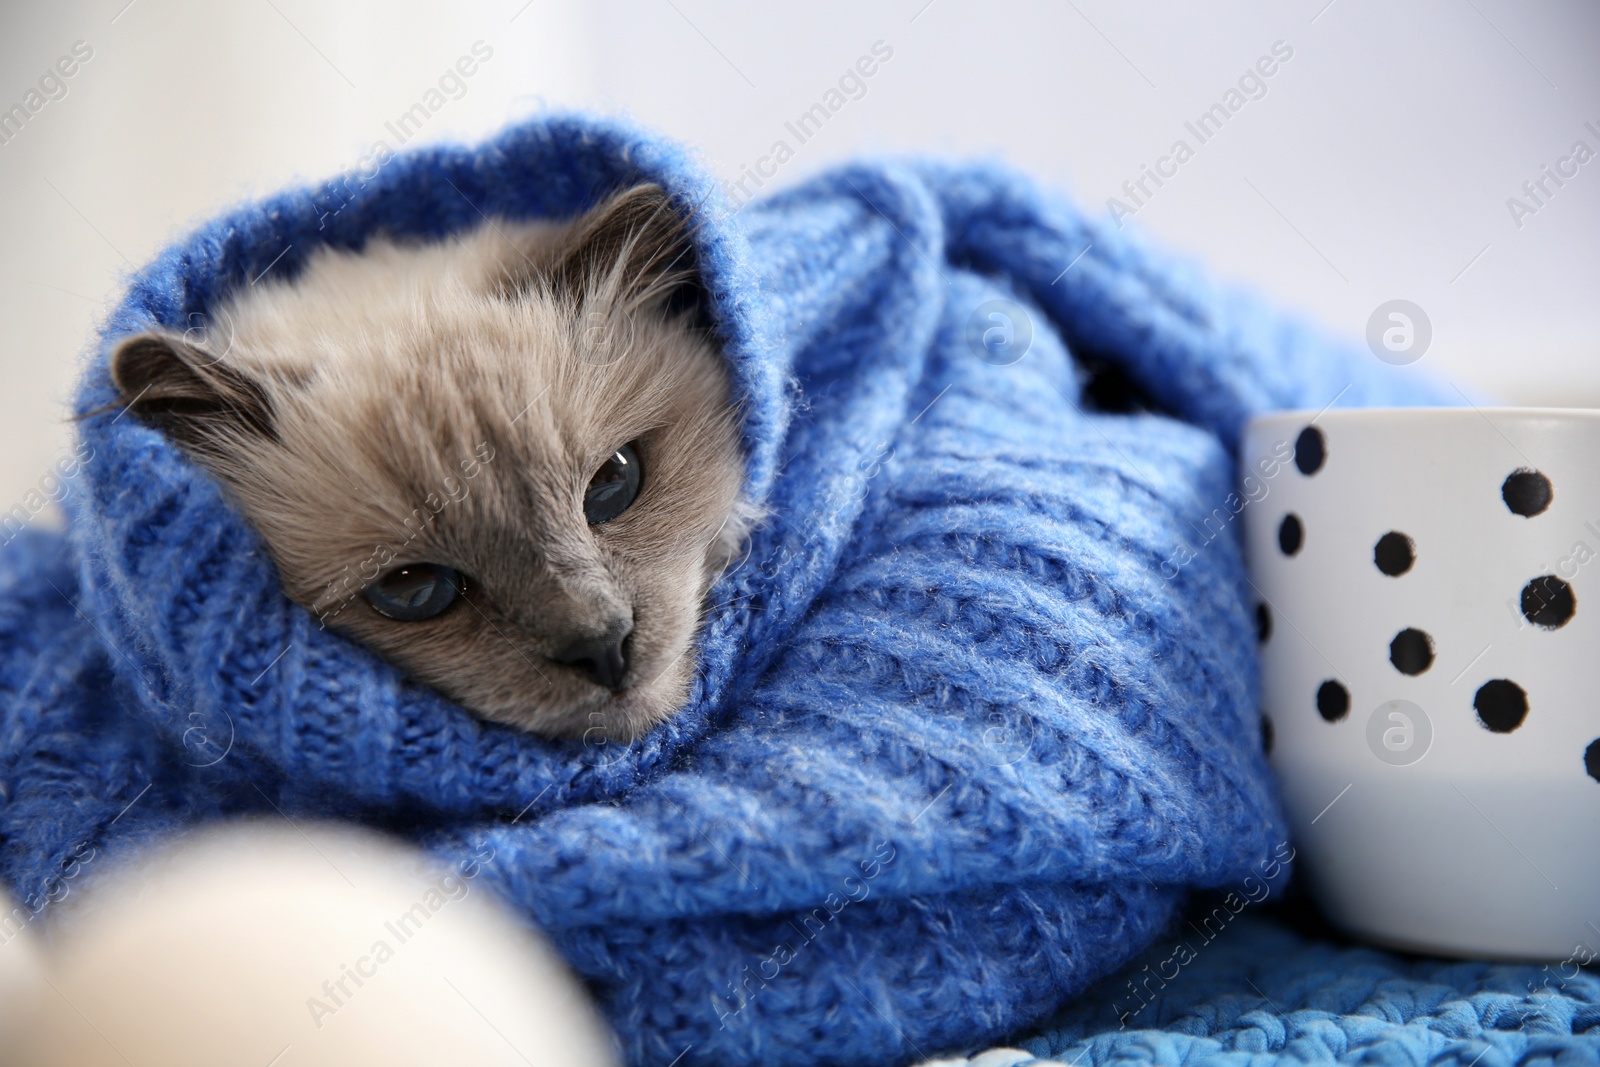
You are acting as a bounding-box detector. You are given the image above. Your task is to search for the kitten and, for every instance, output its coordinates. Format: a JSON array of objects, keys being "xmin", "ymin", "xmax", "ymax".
[{"xmin": 106, "ymin": 185, "xmax": 754, "ymax": 741}]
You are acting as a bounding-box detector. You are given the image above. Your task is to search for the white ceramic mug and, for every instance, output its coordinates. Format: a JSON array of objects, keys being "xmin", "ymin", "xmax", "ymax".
[{"xmin": 1242, "ymin": 407, "xmax": 1600, "ymax": 961}]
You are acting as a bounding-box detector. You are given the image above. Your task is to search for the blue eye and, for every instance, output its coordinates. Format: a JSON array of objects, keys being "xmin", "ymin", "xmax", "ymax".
[
  {"xmin": 362, "ymin": 564, "xmax": 462, "ymax": 621},
  {"xmin": 584, "ymin": 442, "xmax": 642, "ymax": 525}
]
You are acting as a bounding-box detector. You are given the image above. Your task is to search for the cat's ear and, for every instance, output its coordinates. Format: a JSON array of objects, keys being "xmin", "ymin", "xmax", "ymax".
[
  {"xmin": 109, "ymin": 331, "xmax": 276, "ymax": 448},
  {"xmin": 547, "ymin": 183, "xmax": 699, "ymax": 314}
]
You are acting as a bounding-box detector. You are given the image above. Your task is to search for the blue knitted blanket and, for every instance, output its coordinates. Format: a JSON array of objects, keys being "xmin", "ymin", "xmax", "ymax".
[
  {"xmin": 972, "ymin": 907, "xmax": 1600, "ymax": 1066},
  {"xmin": 0, "ymin": 114, "xmax": 1454, "ymax": 1065}
]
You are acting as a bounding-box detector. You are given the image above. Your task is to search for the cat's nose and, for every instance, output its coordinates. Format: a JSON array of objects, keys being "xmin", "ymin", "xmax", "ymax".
[{"xmin": 552, "ymin": 617, "xmax": 634, "ymax": 691}]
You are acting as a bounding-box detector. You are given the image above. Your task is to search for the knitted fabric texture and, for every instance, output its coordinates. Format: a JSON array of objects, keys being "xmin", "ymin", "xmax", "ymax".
[
  {"xmin": 0, "ymin": 114, "xmax": 1453, "ymax": 1066},
  {"xmin": 949, "ymin": 911, "xmax": 1600, "ymax": 1066}
]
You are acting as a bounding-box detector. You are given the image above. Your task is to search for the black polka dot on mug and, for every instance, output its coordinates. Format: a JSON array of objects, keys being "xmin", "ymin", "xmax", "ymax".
[
  {"xmin": 1316, "ymin": 679, "xmax": 1349, "ymax": 722},
  {"xmin": 1520, "ymin": 576, "xmax": 1575, "ymax": 630},
  {"xmin": 1473, "ymin": 679, "xmax": 1527, "ymax": 733},
  {"xmin": 1373, "ymin": 532, "xmax": 1414, "ymax": 577},
  {"xmin": 1389, "ymin": 628, "xmax": 1434, "ymax": 675},
  {"xmin": 1294, "ymin": 426, "xmax": 1326, "ymax": 475},
  {"xmin": 1278, "ymin": 514, "xmax": 1304, "ymax": 556},
  {"xmin": 1502, "ymin": 469, "xmax": 1552, "ymax": 518}
]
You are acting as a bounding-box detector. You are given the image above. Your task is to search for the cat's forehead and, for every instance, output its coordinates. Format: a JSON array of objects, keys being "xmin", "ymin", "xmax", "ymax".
[
  {"xmin": 194, "ymin": 215, "xmax": 717, "ymax": 535},
  {"xmin": 222, "ymin": 281, "xmax": 565, "ymax": 377},
  {"xmin": 245, "ymin": 309, "xmax": 653, "ymax": 516},
  {"xmin": 206, "ymin": 225, "xmax": 534, "ymax": 364},
  {"xmin": 233, "ymin": 228, "xmax": 530, "ymax": 318}
]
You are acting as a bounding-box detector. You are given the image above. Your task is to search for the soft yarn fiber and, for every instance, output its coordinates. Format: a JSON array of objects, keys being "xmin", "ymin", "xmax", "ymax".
[
  {"xmin": 0, "ymin": 114, "xmax": 1451, "ymax": 1066},
  {"xmin": 962, "ymin": 911, "xmax": 1600, "ymax": 1066}
]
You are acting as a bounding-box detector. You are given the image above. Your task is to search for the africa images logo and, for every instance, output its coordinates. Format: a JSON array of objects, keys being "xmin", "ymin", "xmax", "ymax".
[{"xmin": 0, "ymin": 41, "xmax": 94, "ymax": 147}]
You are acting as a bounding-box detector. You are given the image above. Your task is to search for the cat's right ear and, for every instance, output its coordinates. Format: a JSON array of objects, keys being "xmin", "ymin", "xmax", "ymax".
[
  {"xmin": 108, "ymin": 331, "xmax": 276, "ymax": 448},
  {"xmin": 546, "ymin": 183, "xmax": 699, "ymax": 315}
]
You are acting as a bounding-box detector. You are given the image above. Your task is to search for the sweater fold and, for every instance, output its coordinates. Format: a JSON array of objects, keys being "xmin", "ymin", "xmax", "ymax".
[{"xmin": 0, "ymin": 113, "xmax": 1452, "ymax": 1066}]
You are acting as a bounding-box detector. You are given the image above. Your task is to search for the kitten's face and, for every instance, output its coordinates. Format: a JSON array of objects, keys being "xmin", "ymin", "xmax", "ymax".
[{"xmin": 108, "ymin": 186, "xmax": 750, "ymax": 740}]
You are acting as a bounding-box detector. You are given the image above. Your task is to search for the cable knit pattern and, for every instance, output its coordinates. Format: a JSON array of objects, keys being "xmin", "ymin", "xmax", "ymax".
[{"xmin": 0, "ymin": 114, "xmax": 1456, "ymax": 1066}]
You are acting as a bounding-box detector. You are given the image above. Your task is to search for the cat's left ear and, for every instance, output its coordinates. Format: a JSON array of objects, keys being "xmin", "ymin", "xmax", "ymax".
[
  {"xmin": 547, "ymin": 183, "xmax": 700, "ymax": 314},
  {"xmin": 108, "ymin": 330, "xmax": 277, "ymax": 449}
]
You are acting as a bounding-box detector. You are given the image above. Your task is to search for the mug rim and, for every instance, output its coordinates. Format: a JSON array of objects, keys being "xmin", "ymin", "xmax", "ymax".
[{"xmin": 1247, "ymin": 406, "xmax": 1600, "ymax": 429}]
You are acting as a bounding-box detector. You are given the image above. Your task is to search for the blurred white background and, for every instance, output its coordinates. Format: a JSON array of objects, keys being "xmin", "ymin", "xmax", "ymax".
[{"xmin": 1, "ymin": 0, "xmax": 1596, "ymax": 507}]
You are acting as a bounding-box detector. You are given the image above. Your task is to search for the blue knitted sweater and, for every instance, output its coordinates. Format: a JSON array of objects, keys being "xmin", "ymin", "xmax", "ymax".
[{"xmin": 0, "ymin": 115, "xmax": 1452, "ymax": 1066}]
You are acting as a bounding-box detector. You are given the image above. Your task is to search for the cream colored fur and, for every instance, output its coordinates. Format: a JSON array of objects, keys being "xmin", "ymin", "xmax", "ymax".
[{"xmin": 109, "ymin": 187, "xmax": 754, "ymax": 740}]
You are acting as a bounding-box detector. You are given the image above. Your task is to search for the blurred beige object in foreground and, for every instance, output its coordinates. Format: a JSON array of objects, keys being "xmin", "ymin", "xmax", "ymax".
[
  {"xmin": 1, "ymin": 821, "xmax": 618, "ymax": 1067},
  {"xmin": 0, "ymin": 894, "xmax": 45, "ymax": 1011}
]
